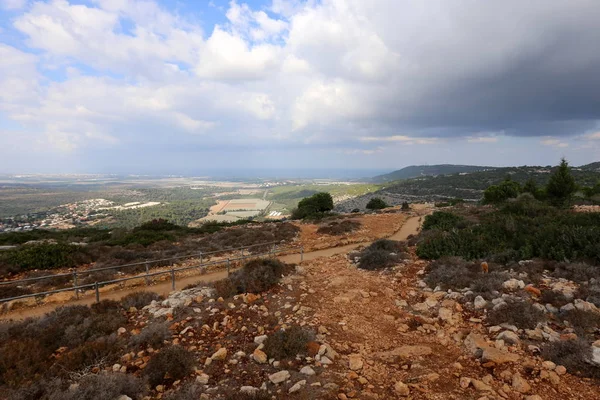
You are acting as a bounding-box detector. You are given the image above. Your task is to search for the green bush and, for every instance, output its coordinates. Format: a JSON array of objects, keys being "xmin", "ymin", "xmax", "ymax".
[
  {"xmin": 422, "ymin": 211, "xmax": 467, "ymax": 231},
  {"xmin": 2, "ymin": 243, "xmax": 90, "ymax": 271},
  {"xmin": 228, "ymin": 259, "xmax": 288, "ymax": 295},
  {"xmin": 292, "ymin": 192, "xmax": 334, "ymax": 220},
  {"xmin": 483, "ymin": 179, "xmax": 522, "ymax": 204},
  {"xmin": 366, "ymin": 198, "xmax": 387, "ymax": 210},
  {"xmin": 541, "ymin": 340, "xmax": 600, "ymax": 379},
  {"xmin": 416, "ymin": 200, "xmax": 600, "ymax": 263}
]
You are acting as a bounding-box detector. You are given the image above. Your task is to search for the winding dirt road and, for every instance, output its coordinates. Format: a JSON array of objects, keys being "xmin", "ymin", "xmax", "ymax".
[{"xmin": 0, "ymin": 215, "xmax": 424, "ymax": 321}]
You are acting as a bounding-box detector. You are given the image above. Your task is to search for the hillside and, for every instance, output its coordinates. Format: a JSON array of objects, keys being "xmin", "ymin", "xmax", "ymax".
[
  {"xmin": 337, "ymin": 164, "xmax": 600, "ymax": 212},
  {"xmin": 581, "ymin": 161, "xmax": 600, "ymax": 172},
  {"xmin": 372, "ymin": 164, "xmax": 495, "ymax": 183}
]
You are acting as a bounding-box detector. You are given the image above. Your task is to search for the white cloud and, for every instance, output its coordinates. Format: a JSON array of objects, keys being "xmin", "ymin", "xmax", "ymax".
[
  {"xmin": 541, "ymin": 138, "xmax": 569, "ymax": 148},
  {"xmin": 360, "ymin": 135, "xmax": 440, "ymax": 145},
  {"xmin": 467, "ymin": 136, "xmax": 499, "ymax": 143},
  {"xmin": 584, "ymin": 131, "xmax": 600, "ymax": 140},
  {"xmin": 1, "ymin": 0, "xmax": 26, "ymax": 10}
]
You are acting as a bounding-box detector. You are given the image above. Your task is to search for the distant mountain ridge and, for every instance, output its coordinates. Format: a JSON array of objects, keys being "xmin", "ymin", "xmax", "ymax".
[{"xmin": 372, "ymin": 164, "xmax": 495, "ymax": 183}]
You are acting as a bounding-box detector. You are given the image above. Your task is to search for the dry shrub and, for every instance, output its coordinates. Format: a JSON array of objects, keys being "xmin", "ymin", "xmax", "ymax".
[
  {"xmin": 541, "ymin": 340, "xmax": 600, "ymax": 379},
  {"xmin": 90, "ymin": 299, "xmax": 121, "ymax": 314},
  {"xmin": 317, "ymin": 220, "xmax": 361, "ymax": 235},
  {"xmin": 540, "ymin": 290, "xmax": 570, "ymax": 308},
  {"xmin": 57, "ymin": 373, "xmax": 145, "ymax": 400},
  {"xmin": 223, "ymin": 392, "xmax": 271, "ymax": 400},
  {"xmin": 0, "ymin": 339, "xmax": 49, "ymax": 387},
  {"xmin": 263, "ymin": 326, "xmax": 315, "ymax": 360},
  {"xmin": 215, "ymin": 259, "xmax": 291, "ymax": 298},
  {"xmin": 130, "ymin": 321, "xmax": 171, "ymax": 348},
  {"xmin": 120, "ymin": 291, "xmax": 162, "ymax": 310},
  {"xmin": 562, "ymin": 309, "xmax": 600, "ymax": 333},
  {"xmin": 144, "ymin": 345, "xmax": 195, "ymax": 387},
  {"xmin": 164, "ymin": 383, "xmax": 205, "ymax": 400},
  {"xmin": 487, "ymin": 300, "xmax": 545, "ymax": 329},
  {"xmin": 356, "ymin": 239, "xmax": 409, "ymax": 271},
  {"xmin": 53, "ymin": 336, "xmax": 122, "ymax": 376}
]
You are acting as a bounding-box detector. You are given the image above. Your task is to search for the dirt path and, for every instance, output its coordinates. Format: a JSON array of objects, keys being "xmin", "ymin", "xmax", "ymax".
[{"xmin": 0, "ymin": 215, "xmax": 425, "ymax": 321}]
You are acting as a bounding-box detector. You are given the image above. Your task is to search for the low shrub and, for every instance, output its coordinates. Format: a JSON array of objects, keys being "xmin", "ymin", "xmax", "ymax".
[
  {"xmin": 1, "ymin": 243, "xmax": 92, "ymax": 271},
  {"xmin": 561, "ymin": 309, "xmax": 600, "ymax": 333},
  {"xmin": 317, "ymin": 220, "xmax": 361, "ymax": 235},
  {"xmin": 487, "ymin": 300, "xmax": 545, "ymax": 329},
  {"xmin": 540, "ymin": 290, "xmax": 570, "ymax": 308},
  {"xmin": 223, "ymin": 259, "xmax": 290, "ymax": 296},
  {"xmin": 356, "ymin": 240, "xmax": 408, "ymax": 271},
  {"xmin": 58, "ymin": 373, "xmax": 146, "ymax": 400},
  {"xmin": 263, "ymin": 326, "xmax": 315, "ymax": 360},
  {"xmin": 422, "ymin": 211, "xmax": 468, "ymax": 231},
  {"xmin": 223, "ymin": 392, "xmax": 271, "ymax": 400},
  {"xmin": 53, "ymin": 336, "xmax": 122, "ymax": 376},
  {"xmin": 366, "ymin": 197, "xmax": 387, "ymax": 210},
  {"xmin": 144, "ymin": 345, "xmax": 195, "ymax": 387},
  {"xmin": 164, "ymin": 383, "xmax": 205, "ymax": 400},
  {"xmin": 541, "ymin": 340, "xmax": 600, "ymax": 379},
  {"xmin": 130, "ymin": 322, "xmax": 171, "ymax": 348},
  {"xmin": 424, "ymin": 257, "xmax": 477, "ymax": 290},
  {"xmin": 120, "ymin": 291, "xmax": 162, "ymax": 310},
  {"xmin": 0, "ymin": 339, "xmax": 49, "ymax": 386},
  {"xmin": 90, "ymin": 299, "xmax": 121, "ymax": 314}
]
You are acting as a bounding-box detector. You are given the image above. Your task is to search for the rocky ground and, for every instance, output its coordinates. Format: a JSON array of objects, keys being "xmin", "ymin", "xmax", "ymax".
[
  {"xmin": 3, "ymin": 210, "xmax": 600, "ymax": 399},
  {"xmin": 99, "ymin": 244, "xmax": 600, "ymax": 399}
]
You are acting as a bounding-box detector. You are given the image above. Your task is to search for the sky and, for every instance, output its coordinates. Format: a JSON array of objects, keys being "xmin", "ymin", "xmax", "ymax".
[{"xmin": 1, "ymin": 0, "xmax": 600, "ymax": 176}]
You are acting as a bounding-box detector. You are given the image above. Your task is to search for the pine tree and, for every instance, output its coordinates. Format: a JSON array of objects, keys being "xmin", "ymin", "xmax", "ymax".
[{"xmin": 546, "ymin": 158, "xmax": 577, "ymax": 208}]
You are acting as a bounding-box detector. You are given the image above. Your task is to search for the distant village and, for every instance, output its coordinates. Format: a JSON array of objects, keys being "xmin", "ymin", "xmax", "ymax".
[{"xmin": 0, "ymin": 199, "xmax": 162, "ymax": 233}]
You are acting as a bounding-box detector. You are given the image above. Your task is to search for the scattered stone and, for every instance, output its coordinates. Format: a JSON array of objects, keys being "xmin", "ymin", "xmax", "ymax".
[
  {"xmin": 394, "ymin": 381, "xmax": 410, "ymax": 396},
  {"xmin": 253, "ymin": 349, "xmax": 268, "ymax": 364},
  {"xmin": 211, "ymin": 348, "xmax": 227, "ymax": 361},
  {"xmin": 269, "ymin": 370, "xmax": 291, "ymax": 384},
  {"xmin": 348, "ymin": 354, "xmax": 363, "ymax": 371},
  {"xmin": 460, "ymin": 377, "xmax": 471, "ymax": 388},
  {"xmin": 512, "ymin": 373, "xmax": 531, "ymax": 393},
  {"xmin": 474, "ymin": 296, "xmax": 487, "ymax": 309},
  {"xmin": 254, "ymin": 335, "xmax": 268, "ymax": 344},
  {"xmin": 240, "ymin": 386, "xmax": 259, "ymax": 395},
  {"xmin": 289, "ymin": 380, "xmax": 306, "ymax": 393},
  {"xmin": 196, "ymin": 374, "xmax": 209, "ymax": 385},
  {"xmin": 497, "ymin": 331, "xmax": 520, "ymax": 345},
  {"xmin": 555, "ymin": 365, "xmax": 567, "ymax": 375},
  {"xmin": 300, "ymin": 366, "xmax": 316, "ymax": 376},
  {"xmin": 482, "ymin": 347, "xmax": 519, "ymax": 364},
  {"xmin": 503, "ymin": 279, "xmax": 525, "ymax": 291}
]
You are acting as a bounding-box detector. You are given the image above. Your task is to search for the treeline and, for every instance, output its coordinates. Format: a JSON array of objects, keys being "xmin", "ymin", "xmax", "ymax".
[{"xmin": 484, "ymin": 159, "xmax": 599, "ymax": 207}]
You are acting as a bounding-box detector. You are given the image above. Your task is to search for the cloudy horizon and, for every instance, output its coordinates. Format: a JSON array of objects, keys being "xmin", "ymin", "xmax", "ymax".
[{"xmin": 1, "ymin": 0, "xmax": 600, "ymax": 175}]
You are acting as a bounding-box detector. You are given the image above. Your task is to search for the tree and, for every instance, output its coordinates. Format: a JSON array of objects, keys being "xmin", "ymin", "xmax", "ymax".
[
  {"xmin": 546, "ymin": 158, "xmax": 577, "ymax": 208},
  {"xmin": 291, "ymin": 192, "xmax": 334, "ymax": 219},
  {"xmin": 483, "ymin": 179, "xmax": 521, "ymax": 204},
  {"xmin": 401, "ymin": 201, "xmax": 410, "ymax": 211},
  {"xmin": 366, "ymin": 197, "xmax": 387, "ymax": 210}
]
